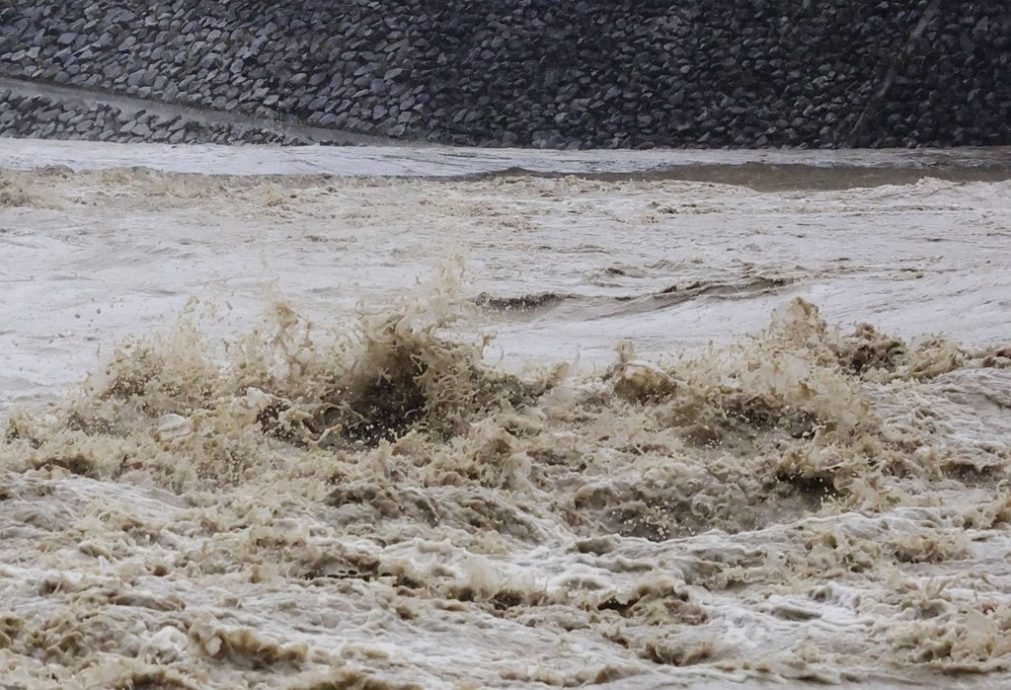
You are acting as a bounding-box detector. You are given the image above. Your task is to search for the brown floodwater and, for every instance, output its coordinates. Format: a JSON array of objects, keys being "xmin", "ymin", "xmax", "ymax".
[{"xmin": 1, "ymin": 141, "xmax": 1010, "ymax": 689}]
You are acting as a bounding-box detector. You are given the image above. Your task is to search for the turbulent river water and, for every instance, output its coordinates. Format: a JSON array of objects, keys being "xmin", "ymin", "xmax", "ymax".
[{"xmin": 1, "ymin": 139, "xmax": 1010, "ymax": 689}]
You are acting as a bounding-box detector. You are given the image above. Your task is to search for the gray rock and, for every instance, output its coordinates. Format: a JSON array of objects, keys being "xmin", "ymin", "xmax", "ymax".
[{"xmin": 0, "ymin": 0, "xmax": 1004, "ymax": 149}]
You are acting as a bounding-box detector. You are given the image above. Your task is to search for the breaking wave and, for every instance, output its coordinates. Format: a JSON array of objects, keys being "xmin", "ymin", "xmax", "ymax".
[{"xmin": 3, "ymin": 269, "xmax": 1011, "ymax": 687}]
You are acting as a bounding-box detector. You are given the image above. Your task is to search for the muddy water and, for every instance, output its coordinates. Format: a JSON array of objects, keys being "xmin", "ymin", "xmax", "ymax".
[{"xmin": 1, "ymin": 142, "xmax": 1011, "ymax": 689}]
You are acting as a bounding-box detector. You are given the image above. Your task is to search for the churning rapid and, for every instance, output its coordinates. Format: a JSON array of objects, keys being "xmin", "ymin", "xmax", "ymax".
[{"xmin": 1, "ymin": 143, "xmax": 1011, "ymax": 689}]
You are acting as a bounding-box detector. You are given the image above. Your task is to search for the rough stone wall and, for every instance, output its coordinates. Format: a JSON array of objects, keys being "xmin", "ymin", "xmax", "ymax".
[
  {"xmin": 1, "ymin": 0, "xmax": 1008, "ymax": 148},
  {"xmin": 0, "ymin": 87, "xmax": 316, "ymax": 145}
]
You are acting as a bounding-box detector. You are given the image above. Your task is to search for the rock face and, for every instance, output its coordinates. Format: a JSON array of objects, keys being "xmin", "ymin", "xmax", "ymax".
[
  {"xmin": 0, "ymin": 1, "xmax": 1008, "ymax": 148},
  {"xmin": 0, "ymin": 89, "xmax": 315, "ymax": 145}
]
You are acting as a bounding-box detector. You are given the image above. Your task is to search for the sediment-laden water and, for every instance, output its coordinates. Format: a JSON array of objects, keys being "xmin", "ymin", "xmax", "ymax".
[{"xmin": 1, "ymin": 142, "xmax": 1010, "ymax": 688}]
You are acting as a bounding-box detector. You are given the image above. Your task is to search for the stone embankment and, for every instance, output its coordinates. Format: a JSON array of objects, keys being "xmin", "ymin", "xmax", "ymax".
[
  {"xmin": 0, "ymin": 77, "xmax": 385, "ymax": 145},
  {"xmin": 1, "ymin": 1, "xmax": 1008, "ymax": 148},
  {"xmin": 0, "ymin": 86, "xmax": 304, "ymax": 145}
]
